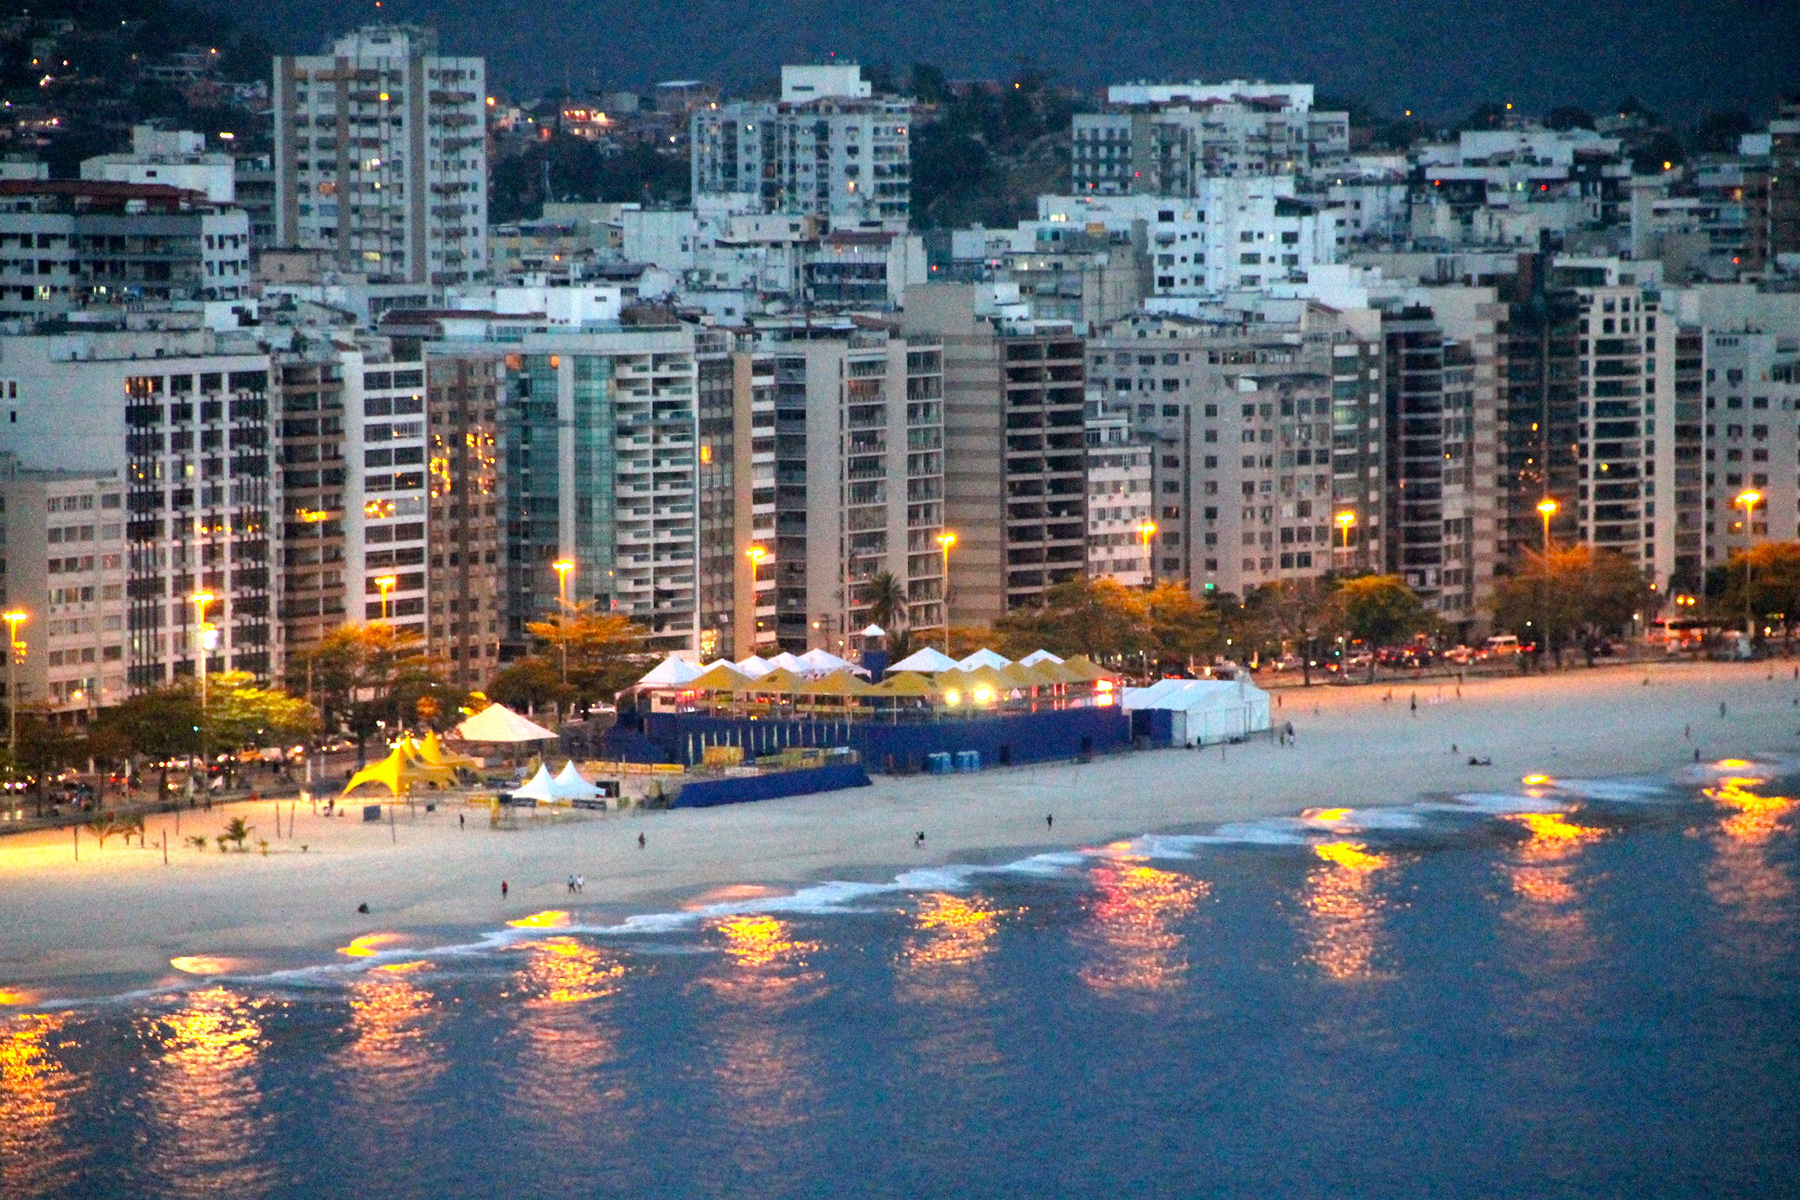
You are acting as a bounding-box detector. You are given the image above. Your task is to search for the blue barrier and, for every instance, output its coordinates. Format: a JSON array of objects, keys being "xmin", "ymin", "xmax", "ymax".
[
  {"xmin": 623, "ymin": 705, "xmax": 1130, "ymax": 773},
  {"xmin": 671, "ymin": 762, "xmax": 873, "ymax": 808}
]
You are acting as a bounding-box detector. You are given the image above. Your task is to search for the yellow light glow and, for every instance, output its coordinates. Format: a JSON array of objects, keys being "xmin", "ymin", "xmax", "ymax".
[
  {"xmin": 0, "ymin": 987, "xmax": 36, "ymax": 1005},
  {"xmin": 515, "ymin": 936, "xmax": 625, "ymax": 1004},
  {"xmin": 1716, "ymin": 758, "xmax": 1753, "ymax": 770},
  {"xmin": 1333, "ymin": 510, "xmax": 1357, "ymax": 530},
  {"xmin": 505, "ymin": 909, "xmax": 571, "ymax": 929},
  {"xmin": 714, "ymin": 914, "xmax": 819, "ymax": 971},
  {"xmin": 1312, "ymin": 842, "xmax": 1387, "ymax": 872},
  {"xmin": 972, "ymin": 685, "xmax": 994, "ymax": 704},
  {"xmin": 1521, "ymin": 773, "xmax": 1553, "ymax": 786},
  {"xmin": 1536, "ymin": 498, "xmax": 1558, "ymax": 517},
  {"xmin": 1308, "ymin": 807, "xmax": 1352, "ymax": 823},
  {"xmin": 373, "ymin": 960, "xmax": 431, "ymax": 974},
  {"xmin": 1508, "ymin": 812, "xmax": 1599, "ymax": 843},
  {"xmin": 1736, "ymin": 489, "xmax": 1762, "ymax": 510},
  {"xmin": 337, "ymin": 933, "xmax": 405, "ymax": 958},
  {"xmin": 944, "ymin": 689, "xmax": 961, "ymax": 705},
  {"xmin": 745, "ymin": 545, "xmax": 767, "ymax": 565},
  {"xmin": 1075, "ymin": 864, "xmax": 1209, "ymax": 994},
  {"xmin": 168, "ymin": 955, "xmax": 245, "ymax": 975},
  {"xmin": 902, "ymin": 893, "xmax": 1004, "ymax": 969},
  {"xmin": 936, "ymin": 531, "xmax": 956, "ymax": 550}
]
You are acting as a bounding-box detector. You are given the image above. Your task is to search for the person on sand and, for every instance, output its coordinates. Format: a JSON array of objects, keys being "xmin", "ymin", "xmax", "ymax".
[
  {"xmin": 915, "ymin": 831, "xmax": 925, "ymax": 846},
  {"xmin": 577, "ymin": 874, "xmax": 585, "ymax": 894},
  {"xmin": 1410, "ymin": 694, "xmax": 1418, "ymax": 715},
  {"xmin": 1721, "ymin": 702, "xmax": 1727, "ymax": 718},
  {"xmin": 459, "ymin": 813, "xmax": 465, "ymax": 829},
  {"xmin": 637, "ymin": 832, "xmax": 646, "ymax": 849},
  {"xmin": 501, "ymin": 880, "xmax": 509, "ymax": 898},
  {"xmin": 1046, "ymin": 814, "xmax": 1053, "ymax": 830}
]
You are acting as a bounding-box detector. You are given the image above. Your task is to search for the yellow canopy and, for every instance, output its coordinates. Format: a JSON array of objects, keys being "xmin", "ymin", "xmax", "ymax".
[
  {"xmin": 415, "ymin": 729, "xmax": 478, "ymax": 770},
  {"xmin": 1059, "ymin": 654, "xmax": 1114, "ymax": 683},
  {"xmin": 872, "ymin": 671, "xmax": 940, "ymax": 696},
  {"xmin": 343, "ymin": 743, "xmax": 457, "ymax": 795},
  {"xmin": 687, "ymin": 661, "xmax": 753, "ymax": 691},
  {"xmin": 747, "ymin": 666, "xmax": 808, "ymax": 693},
  {"xmin": 998, "ymin": 662, "xmax": 1046, "ymax": 689},
  {"xmin": 803, "ymin": 668, "xmax": 875, "ymax": 696}
]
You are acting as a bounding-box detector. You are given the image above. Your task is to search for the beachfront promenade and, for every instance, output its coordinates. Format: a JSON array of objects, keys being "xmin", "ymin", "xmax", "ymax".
[{"xmin": 1, "ymin": 660, "xmax": 1796, "ymax": 996}]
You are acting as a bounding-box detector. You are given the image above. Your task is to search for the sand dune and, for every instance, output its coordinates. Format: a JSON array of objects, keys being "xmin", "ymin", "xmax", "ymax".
[{"xmin": 1, "ymin": 659, "xmax": 1794, "ymax": 995}]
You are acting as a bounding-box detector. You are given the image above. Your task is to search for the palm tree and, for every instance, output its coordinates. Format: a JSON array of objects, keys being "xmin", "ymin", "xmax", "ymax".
[{"xmin": 862, "ymin": 571, "xmax": 908, "ymax": 633}]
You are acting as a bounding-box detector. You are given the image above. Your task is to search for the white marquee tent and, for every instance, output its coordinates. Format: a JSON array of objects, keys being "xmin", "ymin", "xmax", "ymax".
[{"xmin": 1121, "ymin": 676, "xmax": 1272, "ymax": 747}]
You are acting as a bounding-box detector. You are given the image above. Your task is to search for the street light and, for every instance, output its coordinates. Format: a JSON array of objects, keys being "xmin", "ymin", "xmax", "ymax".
[
  {"xmin": 551, "ymin": 559, "xmax": 576, "ymax": 683},
  {"xmin": 1334, "ymin": 510, "xmax": 1357, "ymax": 566},
  {"xmin": 374, "ymin": 575, "xmax": 397, "ymax": 622},
  {"xmin": 1736, "ymin": 489, "xmax": 1763, "ymax": 638},
  {"xmin": 1137, "ymin": 519, "xmax": 1158, "ymax": 588},
  {"xmin": 1536, "ymin": 497, "xmax": 1558, "ymax": 554},
  {"xmin": 4, "ymin": 610, "xmax": 26, "ymax": 770},
  {"xmin": 191, "ymin": 591, "xmax": 214, "ymax": 794},
  {"xmin": 936, "ymin": 531, "xmax": 957, "ymax": 651}
]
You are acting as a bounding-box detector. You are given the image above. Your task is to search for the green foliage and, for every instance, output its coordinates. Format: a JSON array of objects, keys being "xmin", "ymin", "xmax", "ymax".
[
  {"xmin": 490, "ymin": 603, "xmax": 652, "ymax": 713},
  {"xmin": 909, "ymin": 67, "xmax": 1077, "ymax": 229},
  {"xmin": 861, "ymin": 571, "xmax": 909, "ymax": 633},
  {"xmin": 1336, "ymin": 575, "xmax": 1432, "ymax": 647},
  {"xmin": 993, "ymin": 578, "xmax": 1222, "ymax": 666},
  {"xmin": 1235, "ymin": 577, "xmax": 1343, "ymax": 683},
  {"xmin": 1719, "ymin": 541, "xmax": 1800, "ymax": 634},
  {"xmin": 489, "ymin": 135, "xmax": 690, "ymax": 223},
  {"xmin": 186, "ymin": 835, "xmax": 208, "ymax": 852},
  {"xmin": 84, "ymin": 813, "xmax": 120, "ymax": 849},
  {"xmin": 1492, "ymin": 545, "xmax": 1652, "ymax": 664},
  {"xmin": 290, "ymin": 624, "xmax": 443, "ymax": 758},
  {"xmin": 220, "ymin": 816, "xmax": 252, "ymax": 851}
]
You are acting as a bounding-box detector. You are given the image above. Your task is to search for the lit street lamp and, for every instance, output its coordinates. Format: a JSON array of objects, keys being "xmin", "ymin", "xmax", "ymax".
[
  {"xmin": 1334, "ymin": 510, "xmax": 1357, "ymax": 567},
  {"xmin": 1736, "ymin": 489, "xmax": 1763, "ymax": 638},
  {"xmin": 936, "ymin": 531, "xmax": 957, "ymax": 650},
  {"xmin": 1536, "ymin": 497, "xmax": 1558, "ymax": 554},
  {"xmin": 4, "ymin": 609, "xmax": 26, "ymax": 770},
  {"xmin": 374, "ymin": 575, "xmax": 397, "ymax": 622},
  {"xmin": 1137, "ymin": 519, "xmax": 1158, "ymax": 588},
  {"xmin": 552, "ymin": 558, "xmax": 576, "ymax": 683},
  {"xmin": 191, "ymin": 591, "xmax": 214, "ymax": 793}
]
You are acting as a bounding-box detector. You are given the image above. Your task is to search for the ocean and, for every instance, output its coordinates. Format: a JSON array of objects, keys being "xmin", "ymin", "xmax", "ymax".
[{"xmin": 3, "ymin": 758, "xmax": 1797, "ymax": 1198}]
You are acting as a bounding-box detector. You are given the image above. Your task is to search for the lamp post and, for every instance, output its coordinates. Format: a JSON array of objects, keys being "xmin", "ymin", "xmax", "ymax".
[
  {"xmin": 191, "ymin": 591, "xmax": 213, "ymax": 793},
  {"xmin": 1137, "ymin": 519, "xmax": 1158, "ymax": 589},
  {"xmin": 1736, "ymin": 488, "xmax": 1763, "ymax": 639},
  {"xmin": 552, "ymin": 559, "xmax": 575, "ymax": 683},
  {"xmin": 1536, "ymin": 497, "xmax": 1558, "ymax": 554},
  {"xmin": 374, "ymin": 575, "xmax": 397, "ymax": 623},
  {"xmin": 1333, "ymin": 510, "xmax": 1357, "ymax": 569},
  {"xmin": 4, "ymin": 610, "xmax": 26, "ymax": 771},
  {"xmin": 935, "ymin": 531, "xmax": 957, "ymax": 651},
  {"xmin": 744, "ymin": 546, "xmax": 767, "ymax": 658}
]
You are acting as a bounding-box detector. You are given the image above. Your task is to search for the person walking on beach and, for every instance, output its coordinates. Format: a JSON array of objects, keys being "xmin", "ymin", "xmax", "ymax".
[
  {"xmin": 501, "ymin": 880, "xmax": 509, "ymax": 898},
  {"xmin": 1410, "ymin": 693, "xmax": 1418, "ymax": 715},
  {"xmin": 1046, "ymin": 814, "xmax": 1054, "ymax": 830},
  {"xmin": 567, "ymin": 874, "xmax": 576, "ymax": 894},
  {"xmin": 577, "ymin": 875, "xmax": 585, "ymax": 893},
  {"xmin": 1285, "ymin": 721, "xmax": 1295, "ymax": 743},
  {"xmin": 1721, "ymin": 702, "xmax": 1728, "ymax": 718},
  {"xmin": 637, "ymin": 832, "xmax": 646, "ymax": 849},
  {"xmin": 459, "ymin": 813, "xmax": 465, "ymax": 830}
]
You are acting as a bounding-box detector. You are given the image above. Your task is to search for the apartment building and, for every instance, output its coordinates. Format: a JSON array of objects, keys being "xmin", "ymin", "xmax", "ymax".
[
  {"xmin": 1496, "ymin": 257, "xmax": 1677, "ymax": 590},
  {"xmin": 690, "ymin": 64, "xmax": 911, "ymax": 231},
  {"xmin": 1083, "ymin": 409, "xmax": 1154, "ymax": 587},
  {"xmin": 760, "ymin": 323, "xmax": 946, "ymax": 651},
  {"xmin": 0, "ymin": 461, "xmax": 128, "ymax": 721},
  {"xmin": 422, "ymin": 349, "xmax": 503, "ymax": 688},
  {"xmin": 1032, "ymin": 183, "xmax": 1330, "ymax": 297},
  {"xmin": 696, "ymin": 331, "xmax": 776, "ymax": 660},
  {"xmin": 342, "ymin": 344, "xmax": 429, "ymax": 637},
  {"xmin": 1697, "ymin": 330, "xmax": 1800, "ymax": 573},
  {"xmin": 272, "ymin": 354, "xmax": 347, "ymax": 663},
  {"xmin": 1086, "ymin": 306, "xmax": 1384, "ymax": 600},
  {"xmin": 80, "ymin": 126, "xmax": 236, "ymax": 203},
  {"xmin": 904, "ymin": 285, "xmax": 1086, "ymax": 624},
  {"xmin": 274, "ymin": 24, "xmax": 488, "ymax": 285},
  {"xmin": 0, "ymin": 330, "xmax": 276, "ymax": 688},
  {"xmin": 1072, "ymin": 81, "xmax": 1349, "ymax": 194},
  {"xmin": 0, "ymin": 180, "xmax": 250, "ymax": 319}
]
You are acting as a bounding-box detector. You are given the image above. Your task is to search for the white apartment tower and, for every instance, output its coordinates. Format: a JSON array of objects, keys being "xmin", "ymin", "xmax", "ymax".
[{"xmin": 274, "ymin": 26, "xmax": 487, "ymax": 285}]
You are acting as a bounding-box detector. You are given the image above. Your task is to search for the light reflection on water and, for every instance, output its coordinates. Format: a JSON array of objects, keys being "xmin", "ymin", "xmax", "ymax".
[
  {"xmin": 0, "ymin": 1013, "xmax": 86, "ymax": 1195},
  {"xmin": 133, "ymin": 986, "xmax": 276, "ymax": 1199},
  {"xmin": 1076, "ymin": 860, "xmax": 1210, "ymax": 1000},
  {"xmin": 894, "ymin": 893, "xmax": 1011, "ymax": 1083},
  {"xmin": 1299, "ymin": 842, "xmax": 1396, "ymax": 982},
  {"xmin": 1705, "ymin": 775, "xmax": 1797, "ymax": 967}
]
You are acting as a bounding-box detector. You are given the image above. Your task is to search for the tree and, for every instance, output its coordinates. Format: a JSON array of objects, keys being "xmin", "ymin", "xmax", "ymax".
[
  {"xmin": 1692, "ymin": 110, "xmax": 1755, "ymax": 155},
  {"xmin": 1142, "ymin": 581, "xmax": 1224, "ymax": 668},
  {"xmin": 13, "ymin": 711, "xmax": 84, "ymax": 815},
  {"xmin": 1545, "ymin": 106, "xmax": 1596, "ymax": 131},
  {"xmin": 204, "ymin": 672, "xmax": 316, "ymax": 785},
  {"xmin": 220, "ymin": 816, "xmax": 253, "ymax": 852},
  {"xmin": 1335, "ymin": 575, "xmax": 1431, "ymax": 680},
  {"xmin": 861, "ymin": 571, "xmax": 908, "ymax": 634},
  {"xmin": 526, "ymin": 602, "xmax": 653, "ymax": 706},
  {"xmin": 93, "ymin": 686, "xmax": 200, "ymax": 800},
  {"xmin": 1241, "ymin": 578, "xmax": 1340, "ymax": 685},
  {"xmin": 292, "ymin": 624, "xmax": 442, "ymax": 764},
  {"xmin": 994, "ymin": 578, "xmax": 1221, "ymax": 671},
  {"xmin": 1718, "ymin": 541, "xmax": 1800, "ymax": 647},
  {"xmin": 1492, "ymin": 546, "xmax": 1651, "ymax": 666}
]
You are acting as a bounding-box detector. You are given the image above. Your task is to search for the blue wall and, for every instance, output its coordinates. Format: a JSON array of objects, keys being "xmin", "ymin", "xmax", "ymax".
[
  {"xmin": 618, "ymin": 706, "xmax": 1131, "ymax": 772},
  {"xmin": 671, "ymin": 762, "xmax": 873, "ymax": 808}
]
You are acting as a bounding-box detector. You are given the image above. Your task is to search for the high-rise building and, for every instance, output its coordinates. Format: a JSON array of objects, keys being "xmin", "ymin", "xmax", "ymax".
[
  {"xmin": 691, "ymin": 65, "xmax": 911, "ymax": 231},
  {"xmin": 274, "ymin": 25, "xmax": 487, "ymax": 285},
  {"xmin": 904, "ymin": 285, "xmax": 1086, "ymax": 624},
  {"xmin": 760, "ymin": 324, "xmax": 945, "ymax": 652},
  {"xmin": 696, "ymin": 332, "xmax": 777, "ymax": 661},
  {"xmin": 0, "ymin": 330, "xmax": 276, "ymax": 689},
  {"xmin": 272, "ymin": 352, "xmax": 348, "ymax": 664},
  {"xmin": 1083, "ymin": 409, "xmax": 1154, "ymax": 587},
  {"xmin": 341, "ymin": 344, "xmax": 429, "ymax": 637},
  {"xmin": 422, "ymin": 348, "xmax": 503, "ymax": 689}
]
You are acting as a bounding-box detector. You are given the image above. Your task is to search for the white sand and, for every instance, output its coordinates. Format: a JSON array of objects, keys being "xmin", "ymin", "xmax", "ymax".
[{"xmin": 1, "ymin": 659, "xmax": 1794, "ymax": 994}]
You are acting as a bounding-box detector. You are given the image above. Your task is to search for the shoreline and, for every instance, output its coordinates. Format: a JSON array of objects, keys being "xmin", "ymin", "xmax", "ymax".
[{"xmin": 2, "ymin": 658, "xmax": 1796, "ymax": 1002}]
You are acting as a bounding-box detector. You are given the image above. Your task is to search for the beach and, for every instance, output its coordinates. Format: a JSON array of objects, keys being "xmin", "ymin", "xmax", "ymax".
[{"xmin": 1, "ymin": 658, "xmax": 1794, "ymax": 995}]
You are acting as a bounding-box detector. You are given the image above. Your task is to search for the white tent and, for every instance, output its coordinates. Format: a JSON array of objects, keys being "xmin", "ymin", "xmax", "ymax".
[
  {"xmin": 958, "ymin": 648, "xmax": 1012, "ymax": 670},
  {"xmin": 457, "ymin": 703, "xmax": 559, "ymax": 743},
  {"xmin": 1121, "ymin": 676, "xmax": 1272, "ymax": 747},
  {"xmin": 550, "ymin": 761, "xmax": 602, "ymax": 801},
  {"xmin": 890, "ymin": 646, "xmax": 960, "ymax": 673},
  {"xmin": 766, "ymin": 651, "xmax": 807, "ymax": 672},
  {"xmin": 637, "ymin": 654, "xmax": 705, "ymax": 687},
  {"xmin": 510, "ymin": 763, "xmax": 558, "ymax": 802},
  {"xmin": 1018, "ymin": 649, "xmax": 1065, "ymax": 666},
  {"xmin": 733, "ymin": 656, "xmax": 775, "ymax": 678},
  {"xmin": 797, "ymin": 647, "xmax": 852, "ymax": 674},
  {"xmin": 859, "ymin": 624, "xmax": 887, "ymax": 638}
]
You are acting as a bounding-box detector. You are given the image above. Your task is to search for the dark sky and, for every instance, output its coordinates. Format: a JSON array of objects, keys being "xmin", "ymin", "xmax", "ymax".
[{"xmin": 248, "ymin": 0, "xmax": 1796, "ymax": 121}]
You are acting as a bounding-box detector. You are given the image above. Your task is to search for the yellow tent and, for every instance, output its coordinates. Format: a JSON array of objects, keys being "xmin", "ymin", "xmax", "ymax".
[
  {"xmin": 872, "ymin": 671, "xmax": 940, "ymax": 696},
  {"xmin": 687, "ymin": 661, "xmax": 753, "ymax": 691},
  {"xmin": 803, "ymin": 668, "xmax": 875, "ymax": 696},
  {"xmin": 1059, "ymin": 655, "xmax": 1114, "ymax": 683},
  {"xmin": 998, "ymin": 662, "xmax": 1047, "ymax": 689},
  {"xmin": 746, "ymin": 666, "xmax": 807, "ymax": 693},
  {"xmin": 414, "ymin": 729, "xmax": 478, "ymax": 770},
  {"xmin": 343, "ymin": 743, "xmax": 458, "ymax": 795}
]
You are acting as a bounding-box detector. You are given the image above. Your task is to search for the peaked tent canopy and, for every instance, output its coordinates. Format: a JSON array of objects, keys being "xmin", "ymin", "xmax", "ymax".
[
  {"xmin": 766, "ymin": 651, "xmax": 807, "ymax": 672},
  {"xmin": 746, "ymin": 666, "xmax": 808, "ymax": 693},
  {"xmin": 457, "ymin": 703, "xmax": 559, "ymax": 743},
  {"xmin": 803, "ymin": 668, "xmax": 875, "ymax": 696},
  {"xmin": 343, "ymin": 743, "xmax": 456, "ymax": 795},
  {"xmin": 1058, "ymin": 655, "xmax": 1114, "ymax": 683},
  {"xmin": 510, "ymin": 763, "xmax": 558, "ymax": 802},
  {"xmin": 637, "ymin": 654, "xmax": 705, "ymax": 687},
  {"xmin": 871, "ymin": 671, "xmax": 940, "ymax": 696},
  {"xmin": 796, "ymin": 648, "xmax": 853, "ymax": 675},
  {"xmin": 416, "ymin": 729, "xmax": 478, "ymax": 769},
  {"xmin": 889, "ymin": 646, "xmax": 960, "ymax": 673},
  {"xmin": 687, "ymin": 661, "xmax": 753, "ymax": 691},
  {"xmin": 859, "ymin": 624, "xmax": 887, "ymax": 638},
  {"xmin": 1018, "ymin": 649, "xmax": 1065, "ymax": 666},
  {"xmin": 958, "ymin": 648, "xmax": 1012, "ymax": 670},
  {"xmin": 733, "ymin": 656, "xmax": 775, "ymax": 677},
  {"xmin": 550, "ymin": 761, "xmax": 602, "ymax": 801}
]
